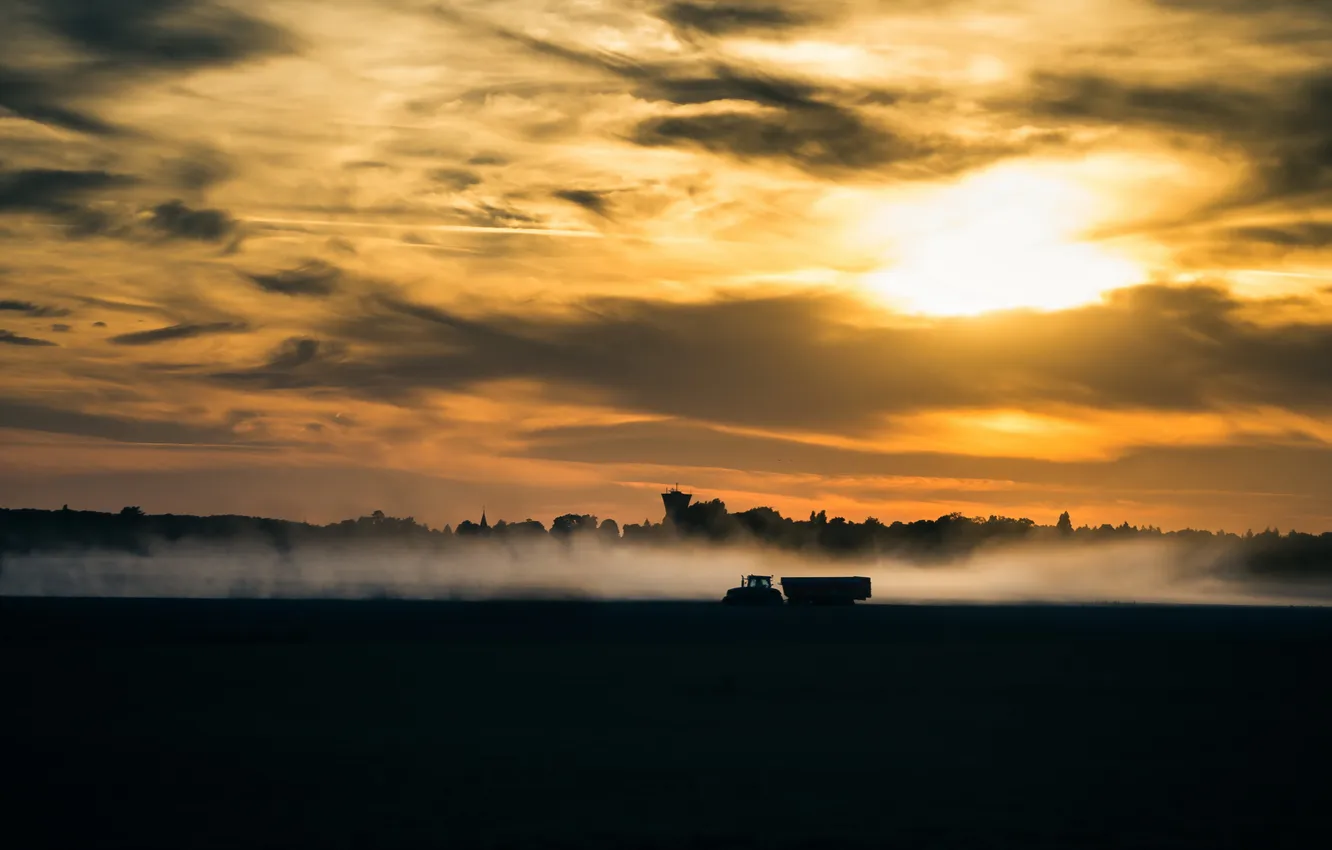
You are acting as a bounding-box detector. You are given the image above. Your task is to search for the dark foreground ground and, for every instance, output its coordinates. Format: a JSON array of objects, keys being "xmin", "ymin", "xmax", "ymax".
[{"xmin": 3, "ymin": 598, "xmax": 1331, "ymax": 849}]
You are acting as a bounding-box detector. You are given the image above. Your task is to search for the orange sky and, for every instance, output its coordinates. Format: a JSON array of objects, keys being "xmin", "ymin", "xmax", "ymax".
[{"xmin": 3, "ymin": 0, "xmax": 1332, "ymax": 531}]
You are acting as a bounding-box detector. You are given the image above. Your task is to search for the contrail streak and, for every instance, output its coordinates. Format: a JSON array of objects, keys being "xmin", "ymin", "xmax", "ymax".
[
  {"xmin": 243, "ymin": 216, "xmax": 604, "ymax": 238},
  {"xmin": 242, "ymin": 216, "xmax": 709, "ymax": 244}
]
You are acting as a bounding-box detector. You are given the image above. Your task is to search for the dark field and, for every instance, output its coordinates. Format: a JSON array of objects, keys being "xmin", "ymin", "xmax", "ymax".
[{"xmin": 3, "ymin": 598, "xmax": 1331, "ymax": 849}]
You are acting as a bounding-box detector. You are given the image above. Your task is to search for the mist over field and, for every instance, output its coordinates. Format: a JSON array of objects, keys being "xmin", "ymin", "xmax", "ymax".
[{"xmin": 4, "ymin": 538, "xmax": 1329, "ymax": 606}]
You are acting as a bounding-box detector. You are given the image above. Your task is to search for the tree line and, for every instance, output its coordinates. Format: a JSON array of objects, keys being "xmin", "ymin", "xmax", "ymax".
[{"xmin": 2, "ymin": 503, "xmax": 1330, "ymax": 577}]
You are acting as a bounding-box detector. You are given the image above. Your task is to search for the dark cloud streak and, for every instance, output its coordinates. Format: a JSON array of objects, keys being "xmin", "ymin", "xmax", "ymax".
[
  {"xmin": 1231, "ymin": 222, "xmax": 1332, "ymax": 247},
  {"xmin": 659, "ymin": 2, "xmax": 807, "ymax": 35},
  {"xmin": 1025, "ymin": 71, "xmax": 1332, "ymax": 207},
  {"xmin": 210, "ymin": 336, "xmax": 339, "ymax": 389},
  {"xmin": 77, "ymin": 296, "xmax": 169, "ymax": 316},
  {"xmin": 279, "ymin": 284, "xmax": 1332, "ymax": 431},
  {"xmin": 633, "ymin": 108, "xmax": 913, "ymax": 173},
  {"xmin": 429, "ymin": 168, "xmax": 481, "ymax": 191},
  {"xmin": 554, "ymin": 189, "xmax": 612, "ymax": 217},
  {"xmin": 265, "ymin": 337, "xmax": 321, "ymax": 370},
  {"xmin": 0, "ymin": 300, "xmax": 71, "ymax": 318},
  {"xmin": 147, "ymin": 199, "xmax": 239, "ymax": 242},
  {"xmin": 0, "ymin": 168, "xmax": 137, "ymax": 214},
  {"xmin": 435, "ymin": 6, "xmax": 991, "ymax": 177},
  {"xmin": 28, "ymin": 0, "xmax": 294, "ymax": 70},
  {"xmin": 520, "ymin": 417, "xmax": 1332, "ymax": 501},
  {"xmin": 0, "ymin": 0, "xmax": 296, "ymax": 137},
  {"xmin": 168, "ymin": 148, "xmax": 234, "ymax": 191},
  {"xmin": 0, "ymin": 398, "xmax": 249, "ymax": 444},
  {"xmin": 110, "ymin": 321, "xmax": 248, "ymax": 345},
  {"xmin": 0, "ymin": 66, "xmax": 121, "ymax": 135},
  {"xmin": 0, "ymin": 329, "xmax": 58, "ymax": 346},
  {"xmin": 245, "ymin": 260, "xmax": 341, "ymax": 297}
]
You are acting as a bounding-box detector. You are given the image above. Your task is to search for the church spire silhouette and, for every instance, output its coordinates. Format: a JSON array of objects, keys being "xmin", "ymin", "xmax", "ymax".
[{"xmin": 480, "ymin": 506, "xmax": 489, "ymax": 530}]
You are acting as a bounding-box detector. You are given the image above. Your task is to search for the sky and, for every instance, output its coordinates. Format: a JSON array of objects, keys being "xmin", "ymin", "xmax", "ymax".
[{"xmin": 3, "ymin": 0, "xmax": 1332, "ymax": 531}]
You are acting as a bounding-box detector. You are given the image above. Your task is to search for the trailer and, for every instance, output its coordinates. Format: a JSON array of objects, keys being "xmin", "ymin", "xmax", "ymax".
[{"xmin": 778, "ymin": 576, "xmax": 871, "ymax": 605}]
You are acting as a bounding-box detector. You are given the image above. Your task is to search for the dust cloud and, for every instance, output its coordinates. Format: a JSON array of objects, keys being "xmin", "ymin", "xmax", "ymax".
[{"xmin": 3, "ymin": 537, "xmax": 1330, "ymax": 605}]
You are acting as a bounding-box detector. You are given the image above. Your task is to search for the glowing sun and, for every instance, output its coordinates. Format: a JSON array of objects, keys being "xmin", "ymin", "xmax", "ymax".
[{"xmin": 859, "ymin": 165, "xmax": 1144, "ymax": 316}]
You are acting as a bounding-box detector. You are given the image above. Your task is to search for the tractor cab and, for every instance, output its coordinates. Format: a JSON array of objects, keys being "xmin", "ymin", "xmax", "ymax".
[{"xmin": 722, "ymin": 573, "xmax": 783, "ymax": 605}]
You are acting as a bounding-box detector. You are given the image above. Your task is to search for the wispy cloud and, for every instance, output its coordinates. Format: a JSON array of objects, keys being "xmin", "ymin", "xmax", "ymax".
[
  {"xmin": 0, "ymin": 300, "xmax": 70, "ymax": 318},
  {"xmin": 110, "ymin": 322, "xmax": 248, "ymax": 346},
  {"xmin": 245, "ymin": 260, "xmax": 341, "ymax": 297},
  {"xmin": 0, "ymin": 329, "xmax": 57, "ymax": 346}
]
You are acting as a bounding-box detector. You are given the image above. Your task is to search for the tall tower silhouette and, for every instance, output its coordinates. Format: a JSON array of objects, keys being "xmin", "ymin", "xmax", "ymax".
[{"xmin": 660, "ymin": 484, "xmax": 692, "ymax": 526}]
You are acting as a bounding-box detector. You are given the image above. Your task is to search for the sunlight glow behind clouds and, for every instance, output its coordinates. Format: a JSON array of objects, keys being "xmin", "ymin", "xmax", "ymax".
[{"xmin": 859, "ymin": 165, "xmax": 1145, "ymax": 315}]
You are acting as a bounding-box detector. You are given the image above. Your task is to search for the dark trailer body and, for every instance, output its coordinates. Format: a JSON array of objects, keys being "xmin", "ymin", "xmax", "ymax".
[{"xmin": 780, "ymin": 576, "xmax": 872, "ymax": 605}]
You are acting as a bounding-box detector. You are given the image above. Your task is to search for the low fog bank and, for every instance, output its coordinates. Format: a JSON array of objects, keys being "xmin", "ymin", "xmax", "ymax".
[{"xmin": 3, "ymin": 538, "xmax": 1330, "ymax": 606}]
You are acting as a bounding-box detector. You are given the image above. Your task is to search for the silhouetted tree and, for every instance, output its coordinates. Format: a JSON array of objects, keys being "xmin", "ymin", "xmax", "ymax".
[
  {"xmin": 550, "ymin": 514, "xmax": 597, "ymax": 537},
  {"xmin": 735, "ymin": 506, "xmax": 786, "ymax": 539},
  {"xmin": 818, "ymin": 516, "xmax": 862, "ymax": 552},
  {"xmin": 678, "ymin": 499, "xmax": 735, "ymax": 540},
  {"xmin": 621, "ymin": 520, "xmax": 660, "ymax": 542},
  {"xmin": 507, "ymin": 519, "xmax": 547, "ymax": 537},
  {"xmin": 454, "ymin": 519, "xmax": 486, "ymax": 537},
  {"xmin": 1057, "ymin": 511, "xmax": 1073, "ymax": 535}
]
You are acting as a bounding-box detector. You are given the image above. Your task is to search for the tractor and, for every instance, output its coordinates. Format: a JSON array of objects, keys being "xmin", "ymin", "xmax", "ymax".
[{"xmin": 721, "ymin": 574, "xmax": 784, "ymax": 606}]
